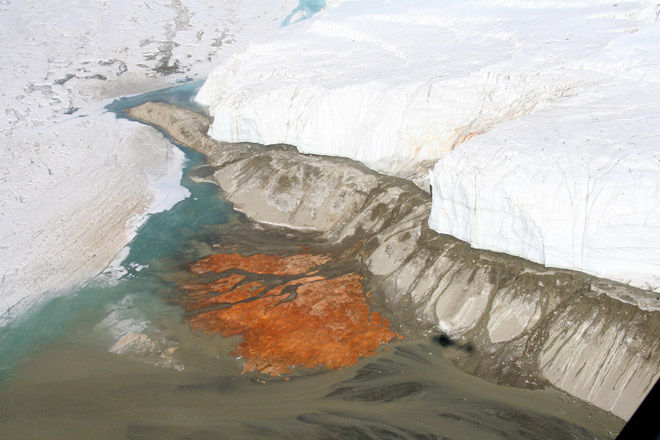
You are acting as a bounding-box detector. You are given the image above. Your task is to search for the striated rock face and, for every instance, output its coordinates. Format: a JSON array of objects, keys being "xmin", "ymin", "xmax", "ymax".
[{"xmin": 128, "ymin": 102, "xmax": 659, "ymax": 420}]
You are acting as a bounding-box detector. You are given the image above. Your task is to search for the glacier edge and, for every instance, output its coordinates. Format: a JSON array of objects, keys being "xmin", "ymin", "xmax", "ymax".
[{"xmin": 197, "ymin": 0, "xmax": 660, "ymax": 294}]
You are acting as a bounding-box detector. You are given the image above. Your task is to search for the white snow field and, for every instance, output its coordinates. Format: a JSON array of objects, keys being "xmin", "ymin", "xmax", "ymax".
[
  {"xmin": 0, "ymin": 0, "xmax": 297, "ymax": 324},
  {"xmin": 197, "ymin": 0, "xmax": 660, "ymax": 294}
]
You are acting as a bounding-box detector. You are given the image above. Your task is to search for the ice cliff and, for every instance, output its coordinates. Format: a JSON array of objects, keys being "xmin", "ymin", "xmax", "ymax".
[
  {"xmin": 429, "ymin": 82, "xmax": 660, "ymax": 294},
  {"xmin": 196, "ymin": 0, "xmax": 660, "ymax": 293}
]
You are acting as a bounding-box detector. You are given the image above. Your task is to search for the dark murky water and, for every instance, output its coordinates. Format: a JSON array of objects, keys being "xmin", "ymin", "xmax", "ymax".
[{"xmin": 0, "ymin": 83, "xmax": 624, "ymax": 439}]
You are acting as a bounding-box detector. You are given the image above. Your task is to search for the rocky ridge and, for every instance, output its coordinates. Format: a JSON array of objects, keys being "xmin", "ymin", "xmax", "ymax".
[{"xmin": 127, "ymin": 101, "xmax": 659, "ymax": 420}]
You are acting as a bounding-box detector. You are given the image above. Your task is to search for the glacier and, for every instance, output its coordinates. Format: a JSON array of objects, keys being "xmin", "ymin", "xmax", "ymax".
[{"xmin": 197, "ymin": 0, "xmax": 660, "ymax": 293}]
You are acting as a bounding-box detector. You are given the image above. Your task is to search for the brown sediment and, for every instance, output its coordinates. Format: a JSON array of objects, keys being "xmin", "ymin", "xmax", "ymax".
[{"xmin": 180, "ymin": 253, "xmax": 397, "ymax": 376}]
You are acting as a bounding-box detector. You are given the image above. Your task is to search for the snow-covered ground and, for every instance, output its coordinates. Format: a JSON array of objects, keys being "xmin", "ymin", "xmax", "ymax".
[
  {"xmin": 197, "ymin": 0, "xmax": 660, "ymax": 293},
  {"xmin": 0, "ymin": 0, "xmax": 297, "ymax": 325}
]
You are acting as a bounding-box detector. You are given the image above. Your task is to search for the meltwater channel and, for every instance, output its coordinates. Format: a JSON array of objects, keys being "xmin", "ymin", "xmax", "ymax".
[{"xmin": 0, "ymin": 82, "xmax": 623, "ymax": 439}]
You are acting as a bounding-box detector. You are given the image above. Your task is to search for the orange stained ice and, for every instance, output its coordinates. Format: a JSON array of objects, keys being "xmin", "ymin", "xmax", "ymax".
[{"xmin": 181, "ymin": 252, "xmax": 397, "ymax": 376}]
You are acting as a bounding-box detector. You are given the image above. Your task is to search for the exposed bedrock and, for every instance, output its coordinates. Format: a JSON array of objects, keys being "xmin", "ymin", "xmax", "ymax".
[{"xmin": 127, "ymin": 102, "xmax": 659, "ymax": 420}]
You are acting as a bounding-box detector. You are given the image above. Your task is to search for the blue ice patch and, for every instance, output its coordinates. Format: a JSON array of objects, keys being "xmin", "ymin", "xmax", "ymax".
[{"xmin": 282, "ymin": 0, "xmax": 326, "ymax": 27}]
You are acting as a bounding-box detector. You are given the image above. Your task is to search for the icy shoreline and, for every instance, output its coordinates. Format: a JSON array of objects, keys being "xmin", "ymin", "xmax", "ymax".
[
  {"xmin": 197, "ymin": 0, "xmax": 660, "ymax": 294},
  {"xmin": 0, "ymin": 113, "xmax": 187, "ymax": 325},
  {"xmin": 0, "ymin": 0, "xmax": 298, "ymax": 324}
]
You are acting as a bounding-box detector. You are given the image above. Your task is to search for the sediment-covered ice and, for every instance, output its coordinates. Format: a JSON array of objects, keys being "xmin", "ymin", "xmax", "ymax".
[{"xmin": 197, "ymin": 0, "xmax": 660, "ymax": 292}]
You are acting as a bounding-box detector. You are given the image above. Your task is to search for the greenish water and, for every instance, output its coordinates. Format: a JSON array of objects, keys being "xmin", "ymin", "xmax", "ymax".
[{"xmin": 0, "ymin": 83, "xmax": 624, "ymax": 439}]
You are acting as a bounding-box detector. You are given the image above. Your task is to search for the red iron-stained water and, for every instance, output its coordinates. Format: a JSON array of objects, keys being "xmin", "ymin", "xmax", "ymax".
[{"xmin": 180, "ymin": 253, "xmax": 398, "ymax": 375}]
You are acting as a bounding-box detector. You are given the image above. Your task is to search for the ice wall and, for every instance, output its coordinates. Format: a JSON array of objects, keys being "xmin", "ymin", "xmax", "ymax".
[
  {"xmin": 198, "ymin": 0, "xmax": 660, "ymax": 293},
  {"xmin": 429, "ymin": 22, "xmax": 660, "ymax": 292}
]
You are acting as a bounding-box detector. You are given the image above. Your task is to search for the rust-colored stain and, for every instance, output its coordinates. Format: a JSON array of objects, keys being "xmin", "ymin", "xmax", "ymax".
[{"xmin": 180, "ymin": 253, "xmax": 397, "ymax": 376}]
